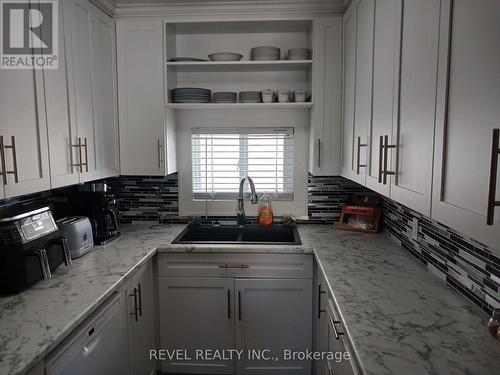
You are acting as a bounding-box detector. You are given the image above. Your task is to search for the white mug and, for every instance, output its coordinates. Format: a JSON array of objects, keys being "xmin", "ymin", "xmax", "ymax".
[{"xmin": 277, "ymin": 90, "xmax": 291, "ymax": 103}]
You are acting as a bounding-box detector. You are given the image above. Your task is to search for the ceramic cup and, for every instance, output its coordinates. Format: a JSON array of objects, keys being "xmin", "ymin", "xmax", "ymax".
[
  {"xmin": 294, "ymin": 89, "xmax": 308, "ymax": 102},
  {"xmin": 277, "ymin": 90, "xmax": 291, "ymax": 103},
  {"xmin": 261, "ymin": 89, "xmax": 275, "ymax": 103}
]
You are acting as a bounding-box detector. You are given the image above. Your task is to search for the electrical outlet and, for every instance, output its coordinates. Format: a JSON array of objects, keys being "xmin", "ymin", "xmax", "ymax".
[{"xmin": 411, "ymin": 218, "xmax": 419, "ymax": 241}]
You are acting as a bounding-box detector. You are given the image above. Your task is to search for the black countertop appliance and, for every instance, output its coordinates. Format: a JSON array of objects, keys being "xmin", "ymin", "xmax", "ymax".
[{"xmin": 0, "ymin": 205, "xmax": 72, "ymax": 294}]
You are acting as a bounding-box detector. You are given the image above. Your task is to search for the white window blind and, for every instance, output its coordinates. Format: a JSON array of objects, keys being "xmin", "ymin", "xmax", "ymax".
[{"xmin": 192, "ymin": 127, "xmax": 294, "ymax": 201}]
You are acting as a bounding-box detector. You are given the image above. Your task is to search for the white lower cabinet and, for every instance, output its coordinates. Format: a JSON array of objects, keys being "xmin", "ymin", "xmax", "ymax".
[
  {"xmin": 126, "ymin": 261, "xmax": 157, "ymax": 375},
  {"xmin": 159, "ymin": 277, "xmax": 235, "ymax": 374},
  {"xmin": 158, "ymin": 253, "xmax": 313, "ymax": 375},
  {"xmin": 314, "ymin": 268, "xmax": 359, "ymax": 375},
  {"xmin": 235, "ymin": 278, "xmax": 312, "ymax": 375}
]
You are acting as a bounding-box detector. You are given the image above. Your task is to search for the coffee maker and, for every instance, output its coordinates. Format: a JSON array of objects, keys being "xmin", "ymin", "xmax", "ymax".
[
  {"xmin": 0, "ymin": 205, "xmax": 72, "ymax": 294},
  {"xmin": 53, "ymin": 182, "xmax": 120, "ymax": 245}
]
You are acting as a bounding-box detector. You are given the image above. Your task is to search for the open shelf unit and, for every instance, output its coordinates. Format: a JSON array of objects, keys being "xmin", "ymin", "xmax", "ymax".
[
  {"xmin": 166, "ymin": 102, "xmax": 314, "ymax": 109},
  {"xmin": 164, "ymin": 19, "xmax": 314, "ymax": 108}
]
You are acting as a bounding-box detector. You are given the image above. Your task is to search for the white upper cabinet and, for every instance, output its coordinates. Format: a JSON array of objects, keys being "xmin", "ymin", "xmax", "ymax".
[
  {"xmin": 389, "ymin": 0, "xmax": 441, "ymax": 216},
  {"xmin": 341, "ymin": 0, "xmax": 375, "ymax": 185},
  {"xmin": 432, "ymin": 0, "xmax": 500, "ymax": 250},
  {"xmin": 116, "ymin": 18, "xmax": 167, "ymax": 176},
  {"xmin": 45, "ymin": 0, "xmax": 80, "ymax": 189},
  {"xmin": 92, "ymin": 7, "xmax": 119, "ymax": 179},
  {"xmin": 67, "ymin": 0, "xmax": 100, "ymax": 182},
  {"xmin": 365, "ymin": 0, "xmax": 401, "ymax": 196},
  {"xmin": 309, "ymin": 17, "xmax": 343, "ymax": 176},
  {"xmin": 0, "ymin": 70, "xmax": 50, "ymax": 198},
  {"xmin": 341, "ymin": 1, "xmax": 358, "ymax": 182}
]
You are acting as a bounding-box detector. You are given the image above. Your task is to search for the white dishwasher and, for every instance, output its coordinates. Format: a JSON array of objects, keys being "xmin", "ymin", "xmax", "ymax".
[{"xmin": 45, "ymin": 292, "xmax": 130, "ymax": 375}]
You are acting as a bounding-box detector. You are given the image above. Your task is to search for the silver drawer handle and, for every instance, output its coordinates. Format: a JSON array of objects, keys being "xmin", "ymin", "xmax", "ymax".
[
  {"xmin": 218, "ymin": 264, "xmax": 250, "ymax": 269},
  {"xmin": 329, "ymin": 315, "xmax": 344, "ymax": 340}
]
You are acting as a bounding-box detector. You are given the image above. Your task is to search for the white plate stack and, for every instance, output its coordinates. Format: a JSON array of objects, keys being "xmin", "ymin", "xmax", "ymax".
[
  {"xmin": 213, "ymin": 92, "xmax": 237, "ymax": 103},
  {"xmin": 172, "ymin": 87, "xmax": 212, "ymax": 103},
  {"xmin": 287, "ymin": 48, "xmax": 311, "ymax": 60},
  {"xmin": 239, "ymin": 91, "xmax": 262, "ymax": 103},
  {"xmin": 250, "ymin": 46, "xmax": 281, "ymax": 61}
]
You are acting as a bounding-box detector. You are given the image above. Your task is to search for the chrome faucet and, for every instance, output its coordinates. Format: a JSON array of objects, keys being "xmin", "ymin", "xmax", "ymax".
[{"xmin": 237, "ymin": 176, "xmax": 259, "ymax": 227}]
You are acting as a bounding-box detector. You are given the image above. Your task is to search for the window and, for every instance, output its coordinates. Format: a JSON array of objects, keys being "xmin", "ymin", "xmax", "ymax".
[{"xmin": 191, "ymin": 128, "xmax": 294, "ymax": 201}]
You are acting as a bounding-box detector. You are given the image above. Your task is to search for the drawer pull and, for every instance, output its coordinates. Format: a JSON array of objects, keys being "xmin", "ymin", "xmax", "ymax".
[
  {"xmin": 382, "ymin": 135, "xmax": 396, "ymax": 184},
  {"xmin": 227, "ymin": 289, "xmax": 231, "ymax": 320},
  {"xmin": 0, "ymin": 136, "xmax": 19, "ymax": 183},
  {"xmin": 238, "ymin": 290, "xmax": 242, "ymax": 321},
  {"xmin": 329, "ymin": 315, "xmax": 344, "ymax": 340},
  {"xmin": 218, "ymin": 264, "xmax": 250, "ymax": 269},
  {"xmin": 318, "ymin": 284, "xmax": 326, "ymax": 319},
  {"xmin": 356, "ymin": 137, "xmax": 367, "ymax": 174}
]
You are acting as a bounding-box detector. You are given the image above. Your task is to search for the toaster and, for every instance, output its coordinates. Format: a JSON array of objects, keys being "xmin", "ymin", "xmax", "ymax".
[{"xmin": 56, "ymin": 217, "xmax": 94, "ymax": 259}]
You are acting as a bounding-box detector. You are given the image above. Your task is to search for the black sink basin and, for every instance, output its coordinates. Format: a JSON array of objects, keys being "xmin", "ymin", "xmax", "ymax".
[{"xmin": 172, "ymin": 224, "xmax": 301, "ymax": 245}]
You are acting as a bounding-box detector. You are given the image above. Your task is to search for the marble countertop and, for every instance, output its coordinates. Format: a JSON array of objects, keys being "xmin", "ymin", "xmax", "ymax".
[{"xmin": 0, "ymin": 223, "xmax": 499, "ymax": 375}]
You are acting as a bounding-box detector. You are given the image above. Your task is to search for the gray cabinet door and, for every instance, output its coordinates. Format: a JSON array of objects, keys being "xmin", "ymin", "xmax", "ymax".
[
  {"xmin": 128, "ymin": 262, "xmax": 156, "ymax": 375},
  {"xmin": 432, "ymin": 0, "xmax": 500, "ymax": 250},
  {"xmin": 158, "ymin": 277, "xmax": 235, "ymax": 374},
  {"xmin": 351, "ymin": 0, "xmax": 375, "ymax": 185},
  {"xmin": 235, "ymin": 278, "xmax": 312, "ymax": 375},
  {"xmin": 390, "ymin": 0, "xmax": 442, "ymax": 216},
  {"xmin": 365, "ymin": 0, "xmax": 401, "ymax": 197}
]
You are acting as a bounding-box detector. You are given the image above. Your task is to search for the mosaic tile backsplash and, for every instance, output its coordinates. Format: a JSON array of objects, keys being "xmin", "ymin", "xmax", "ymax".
[
  {"xmin": 106, "ymin": 174, "xmax": 371, "ymax": 224},
  {"xmin": 383, "ymin": 198, "xmax": 500, "ymax": 316}
]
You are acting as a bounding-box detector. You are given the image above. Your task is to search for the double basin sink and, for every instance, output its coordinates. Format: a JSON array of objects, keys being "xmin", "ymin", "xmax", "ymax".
[{"xmin": 172, "ymin": 224, "xmax": 301, "ymax": 245}]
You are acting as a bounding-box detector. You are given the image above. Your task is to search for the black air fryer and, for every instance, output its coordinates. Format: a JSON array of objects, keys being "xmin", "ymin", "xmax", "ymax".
[{"xmin": 0, "ymin": 205, "xmax": 72, "ymax": 294}]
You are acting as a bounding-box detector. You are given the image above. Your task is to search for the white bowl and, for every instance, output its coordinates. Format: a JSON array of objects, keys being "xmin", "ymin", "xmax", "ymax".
[{"xmin": 208, "ymin": 52, "xmax": 243, "ymax": 61}]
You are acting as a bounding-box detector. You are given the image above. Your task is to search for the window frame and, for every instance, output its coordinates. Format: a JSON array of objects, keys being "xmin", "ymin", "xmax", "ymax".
[{"xmin": 177, "ymin": 110, "xmax": 309, "ymax": 218}]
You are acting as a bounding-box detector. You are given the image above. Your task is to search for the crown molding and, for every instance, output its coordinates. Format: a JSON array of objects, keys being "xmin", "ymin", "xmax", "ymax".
[
  {"xmin": 112, "ymin": 0, "xmax": 346, "ymax": 18},
  {"xmin": 90, "ymin": 0, "xmax": 116, "ymax": 15}
]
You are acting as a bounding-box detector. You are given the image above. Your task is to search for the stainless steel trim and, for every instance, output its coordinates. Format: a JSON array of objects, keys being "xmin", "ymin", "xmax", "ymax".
[
  {"xmin": 487, "ymin": 128, "xmax": 500, "ymax": 225},
  {"xmin": 137, "ymin": 283, "xmax": 143, "ymax": 317},
  {"xmin": 0, "ymin": 206, "xmax": 51, "ymax": 222},
  {"xmin": 0, "ymin": 136, "xmax": 7, "ymax": 185}
]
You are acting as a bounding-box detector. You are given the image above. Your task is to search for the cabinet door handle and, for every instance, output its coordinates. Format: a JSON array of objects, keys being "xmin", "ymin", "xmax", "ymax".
[
  {"xmin": 1, "ymin": 136, "xmax": 19, "ymax": 183},
  {"xmin": 71, "ymin": 138, "xmax": 82, "ymax": 172},
  {"xmin": 487, "ymin": 128, "xmax": 500, "ymax": 225},
  {"xmin": 81, "ymin": 137, "xmax": 89, "ymax": 172},
  {"xmin": 137, "ymin": 283, "xmax": 143, "ymax": 317},
  {"xmin": 0, "ymin": 136, "xmax": 7, "ymax": 185},
  {"xmin": 218, "ymin": 263, "xmax": 250, "ymax": 269},
  {"xmin": 382, "ymin": 135, "xmax": 396, "ymax": 184},
  {"xmin": 318, "ymin": 284, "xmax": 326, "ymax": 319},
  {"xmin": 227, "ymin": 289, "xmax": 231, "ymax": 320},
  {"xmin": 378, "ymin": 136, "xmax": 384, "ymax": 183},
  {"xmin": 356, "ymin": 137, "xmax": 367, "ymax": 174},
  {"xmin": 317, "ymin": 138, "xmax": 321, "ymax": 167},
  {"xmin": 329, "ymin": 315, "xmax": 344, "ymax": 340},
  {"xmin": 157, "ymin": 139, "xmax": 162, "ymax": 169},
  {"xmin": 129, "ymin": 287, "xmax": 139, "ymax": 322},
  {"xmin": 238, "ymin": 290, "xmax": 242, "ymax": 321}
]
